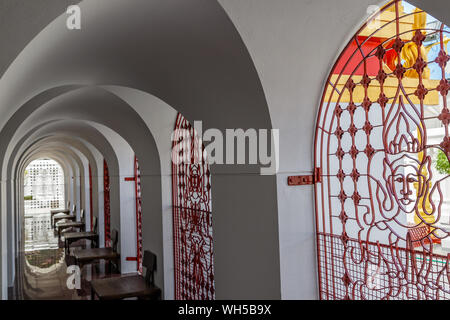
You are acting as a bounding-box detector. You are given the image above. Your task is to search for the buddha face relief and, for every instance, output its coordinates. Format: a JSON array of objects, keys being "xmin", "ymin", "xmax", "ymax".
[
  {"xmin": 383, "ymin": 155, "xmax": 432, "ymax": 213},
  {"xmin": 390, "ymin": 166, "xmax": 419, "ymax": 206}
]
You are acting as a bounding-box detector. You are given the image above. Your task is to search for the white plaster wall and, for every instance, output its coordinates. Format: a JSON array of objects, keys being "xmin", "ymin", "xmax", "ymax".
[
  {"xmin": 79, "ymin": 139, "xmax": 104, "ymax": 232},
  {"xmin": 0, "ymin": 179, "xmax": 7, "ymax": 298},
  {"xmin": 67, "ymin": 145, "xmax": 89, "ymax": 220},
  {"xmin": 89, "ymin": 122, "xmax": 137, "ymax": 274},
  {"xmin": 102, "ymin": 86, "xmax": 178, "ymax": 299}
]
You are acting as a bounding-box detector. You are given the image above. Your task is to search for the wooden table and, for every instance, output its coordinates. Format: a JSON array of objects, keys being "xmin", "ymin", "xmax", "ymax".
[
  {"xmin": 64, "ymin": 231, "xmax": 99, "ymax": 254},
  {"xmin": 73, "ymin": 247, "xmax": 120, "ymax": 271},
  {"xmin": 57, "ymin": 221, "xmax": 85, "ymax": 239},
  {"xmin": 50, "ymin": 209, "xmax": 70, "ymax": 227},
  {"xmin": 53, "ymin": 214, "xmax": 76, "ymax": 229},
  {"xmin": 90, "ymin": 275, "xmax": 161, "ymax": 300}
]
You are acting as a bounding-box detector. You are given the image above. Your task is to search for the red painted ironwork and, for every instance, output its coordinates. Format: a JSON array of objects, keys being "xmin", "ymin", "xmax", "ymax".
[
  {"xmin": 134, "ymin": 155, "xmax": 143, "ymax": 274},
  {"xmin": 288, "ymin": 167, "xmax": 322, "ymax": 186},
  {"xmin": 123, "ymin": 156, "xmax": 143, "ymax": 273},
  {"xmin": 314, "ymin": 1, "xmax": 450, "ymax": 300},
  {"xmin": 80, "ymin": 177, "xmax": 82, "ymax": 218},
  {"xmin": 288, "ymin": 175, "xmax": 315, "ymax": 186},
  {"xmin": 89, "ymin": 164, "xmax": 93, "ymax": 230},
  {"xmin": 126, "ymin": 257, "xmax": 138, "ymax": 261},
  {"xmin": 408, "ymin": 225, "xmax": 431, "ymax": 248},
  {"xmin": 104, "ymin": 159, "xmax": 111, "ymax": 248},
  {"xmin": 172, "ymin": 113, "xmax": 215, "ymax": 300}
]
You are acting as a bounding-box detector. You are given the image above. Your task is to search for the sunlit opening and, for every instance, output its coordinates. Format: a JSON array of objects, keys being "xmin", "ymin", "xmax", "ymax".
[{"xmin": 24, "ymin": 158, "xmax": 65, "ymax": 253}]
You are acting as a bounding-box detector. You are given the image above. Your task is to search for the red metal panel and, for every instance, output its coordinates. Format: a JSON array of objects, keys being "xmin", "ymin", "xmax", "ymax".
[
  {"xmin": 89, "ymin": 164, "xmax": 93, "ymax": 230},
  {"xmin": 334, "ymin": 37, "xmax": 384, "ymax": 76},
  {"xmin": 408, "ymin": 225, "xmax": 431, "ymax": 248},
  {"xmin": 126, "ymin": 257, "xmax": 138, "ymax": 261},
  {"xmin": 123, "ymin": 156, "xmax": 143, "ymax": 273},
  {"xmin": 172, "ymin": 113, "xmax": 215, "ymax": 300},
  {"xmin": 314, "ymin": 0, "xmax": 450, "ymax": 300},
  {"xmin": 104, "ymin": 159, "xmax": 111, "ymax": 248},
  {"xmin": 134, "ymin": 156, "xmax": 143, "ymax": 274},
  {"xmin": 288, "ymin": 167, "xmax": 322, "ymax": 185}
]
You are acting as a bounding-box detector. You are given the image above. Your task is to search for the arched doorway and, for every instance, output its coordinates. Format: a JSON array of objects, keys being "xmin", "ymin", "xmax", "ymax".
[
  {"xmin": 314, "ymin": 0, "xmax": 450, "ymax": 299},
  {"xmin": 23, "ymin": 158, "xmax": 65, "ymax": 251}
]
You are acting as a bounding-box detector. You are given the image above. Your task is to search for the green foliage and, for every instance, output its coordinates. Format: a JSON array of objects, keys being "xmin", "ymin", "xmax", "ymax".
[
  {"xmin": 24, "ymin": 195, "xmax": 33, "ymax": 201},
  {"xmin": 435, "ymin": 149, "xmax": 450, "ymax": 175}
]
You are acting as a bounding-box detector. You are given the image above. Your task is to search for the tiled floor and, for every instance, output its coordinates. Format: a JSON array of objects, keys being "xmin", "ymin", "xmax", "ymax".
[{"xmin": 15, "ymin": 211, "xmax": 119, "ymax": 300}]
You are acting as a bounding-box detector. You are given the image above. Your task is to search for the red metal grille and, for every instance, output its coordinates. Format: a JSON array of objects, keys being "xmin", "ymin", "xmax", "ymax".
[
  {"xmin": 134, "ymin": 156, "xmax": 143, "ymax": 274},
  {"xmin": 314, "ymin": 0, "xmax": 450, "ymax": 300},
  {"xmin": 104, "ymin": 159, "xmax": 111, "ymax": 247},
  {"xmin": 171, "ymin": 113, "xmax": 215, "ymax": 300},
  {"xmin": 408, "ymin": 225, "xmax": 430, "ymax": 248},
  {"xmin": 317, "ymin": 233, "xmax": 450, "ymax": 300},
  {"xmin": 89, "ymin": 164, "xmax": 93, "ymax": 230}
]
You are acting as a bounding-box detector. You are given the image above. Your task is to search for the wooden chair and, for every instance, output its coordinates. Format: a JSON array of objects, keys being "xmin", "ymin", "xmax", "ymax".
[
  {"xmin": 73, "ymin": 229, "xmax": 120, "ymax": 273},
  {"xmin": 57, "ymin": 209, "xmax": 86, "ymax": 240},
  {"xmin": 90, "ymin": 250, "xmax": 161, "ymax": 300}
]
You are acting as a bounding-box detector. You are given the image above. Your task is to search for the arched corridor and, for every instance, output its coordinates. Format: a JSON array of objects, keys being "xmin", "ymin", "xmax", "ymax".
[{"xmin": 0, "ymin": 0, "xmax": 450, "ymax": 303}]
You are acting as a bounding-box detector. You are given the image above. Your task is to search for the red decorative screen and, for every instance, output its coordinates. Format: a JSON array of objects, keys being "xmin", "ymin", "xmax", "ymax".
[
  {"xmin": 134, "ymin": 156, "xmax": 143, "ymax": 274},
  {"xmin": 104, "ymin": 159, "xmax": 111, "ymax": 247},
  {"xmin": 315, "ymin": 0, "xmax": 450, "ymax": 300},
  {"xmin": 89, "ymin": 164, "xmax": 93, "ymax": 230},
  {"xmin": 171, "ymin": 113, "xmax": 215, "ymax": 300}
]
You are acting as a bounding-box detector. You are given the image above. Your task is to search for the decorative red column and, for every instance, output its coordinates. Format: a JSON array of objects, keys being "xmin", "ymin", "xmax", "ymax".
[
  {"xmin": 89, "ymin": 164, "xmax": 93, "ymax": 230},
  {"xmin": 134, "ymin": 156, "xmax": 143, "ymax": 273},
  {"xmin": 103, "ymin": 159, "xmax": 111, "ymax": 247}
]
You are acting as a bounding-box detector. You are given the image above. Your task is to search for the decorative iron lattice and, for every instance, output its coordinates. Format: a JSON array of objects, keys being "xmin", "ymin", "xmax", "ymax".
[
  {"xmin": 315, "ymin": 0, "xmax": 450, "ymax": 300},
  {"xmin": 172, "ymin": 113, "xmax": 215, "ymax": 300},
  {"xmin": 104, "ymin": 159, "xmax": 111, "ymax": 247},
  {"xmin": 89, "ymin": 164, "xmax": 93, "ymax": 230},
  {"xmin": 134, "ymin": 156, "xmax": 143, "ymax": 274}
]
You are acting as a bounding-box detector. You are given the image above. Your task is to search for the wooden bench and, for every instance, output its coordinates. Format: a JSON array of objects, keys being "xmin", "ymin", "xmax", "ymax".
[
  {"xmin": 57, "ymin": 209, "xmax": 86, "ymax": 239},
  {"xmin": 91, "ymin": 250, "xmax": 161, "ymax": 300},
  {"xmin": 73, "ymin": 229, "xmax": 119, "ymax": 272},
  {"xmin": 64, "ymin": 217, "xmax": 98, "ymax": 254}
]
